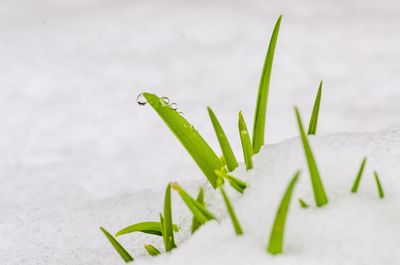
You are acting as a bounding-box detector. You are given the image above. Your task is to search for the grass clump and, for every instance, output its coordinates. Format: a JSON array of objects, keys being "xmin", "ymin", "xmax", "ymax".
[
  {"xmin": 143, "ymin": 93, "xmax": 224, "ymax": 188},
  {"xmin": 252, "ymin": 15, "xmax": 282, "ymax": 154},
  {"xmin": 208, "ymin": 107, "xmax": 238, "ymax": 172},
  {"xmin": 144, "ymin": 244, "xmax": 161, "ymax": 256},
  {"xmin": 219, "ymin": 184, "xmax": 244, "ymax": 235},
  {"xmin": 307, "ymin": 81, "xmax": 323, "ymax": 135},
  {"xmin": 115, "ymin": 221, "xmax": 179, "ymax": 237},
  {"xmin": 100, "ymin": 227, "xmax": 134, "ymax": 263},
  {"xmin": 267, "ymin": 171, "xmax": 300, "ymax": 255},
  {"xmin": 295, "ymin": 107, "xmax": 328, "ymax": 207},
  {"xmin": 239, "ymin": 111, "xmax": 253, "ymax": 170},
  {"xmin": 191, "ymin": 187, "xmax": 205, "ymax": 234},
  {"xmin": 350, "ymin": 157, "xmax": 367, "ymax": 193},
  {"xmin": 161, "ymin": 183, "xmax": 176, "ymax": 251},
  {"xmin": 374, "ymin": 171, "xmax": 385, "ymax": 199}
]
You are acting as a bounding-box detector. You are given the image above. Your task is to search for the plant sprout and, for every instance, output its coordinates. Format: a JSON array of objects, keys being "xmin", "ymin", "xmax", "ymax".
[
  {"xmin": 307, "ymin": 81, "xmax": 323, "ymax": 135},
  {"xmin": 239, "ymin": 111, "xmax": 253, "ymax": 170},
  {"xmin": 298, "ymin": 198, "xmax": 309, "ymax": 208},
  {"xmin": 115, "ymin": 221, "xmax": 179, "ymax": 237},
  {"xmin": 191, "ymin": 187, "xmax": 205, "ymax": 234},
  {"xmin": 100, "ymin": 227, "xmax": 134, "ymax": 263},
  {"xmin": 351, "ymin": 157, "xmax": 367, "ymax": 193},
  {"xmin": 144, "ymin": 244, "xmax": 161, "ymax": 256},
  {"xmin": 374, "ymin": 171, "xmax": 385, "ymax": 199},
  {"xmin": 220, "ymin": 185, "xmax": 243, "ymax": 235},
  {"xmin": 162, "ymin": 183, "xmax": 176, "ymax": 251}
]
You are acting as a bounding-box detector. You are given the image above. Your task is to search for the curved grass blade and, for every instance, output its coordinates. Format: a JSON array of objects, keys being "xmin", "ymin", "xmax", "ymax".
[
  {"xmin": 295, "ymin": 107, "xmax": 328, "ymax": 207},
  {"xmin": 191, "ymin": 187, "xmax": 205, "ymax": 234},
  {"xmin": 373, "ymin": 171, "xmax": 384, "ymax": 199},
  {"xmin": 267, "ymin": 171, "xmax": 300, "ymax": 255},
  {"xmin": 215, "ymin": 169, "xmax": 247, "ymax": 194},
  {"xmin": 239, "ymin": 111, "xmax": 253, "ymax": 170},
  {"xmin": 143, "ymin": 93, "xmax": 224, "ymax": 188},
  {"xmin": 252, "ymin": 15, "xmax": 283, "ymax": 153},
  {"xmin": 144, "ymin": 244, "xmax": 161, "ymax": 256},
  {"xmin": 220, "ymin": 186, "xmax": 243, "ymax": 235},
  {"xmin": 100, "ymin": 227, "xmax": 134, "ymax": 263},
  {"xmin": 115, "ymin": 222, "xmax": 179, "ymax": 237},
  {"xmin": 208, "ymin": 107, "xmax": 238, "ymax": 172},
  {"xmin": 162, "ymin": 183, "xmax": 176, "ymax": 251},
  {"xmin": 298, "ymin": 198, "xmax": 309, "ymax": 208},
  {"xmin": 307, "ymin": 81, "xmax": 323, "ymax": 135},
  {"xmin": 351, "ymin": 157, "xmax": 367, "ymax": 193},
  {"xmin": 172, "ymin": 183, "xmax": 217, "ymax": 224}
]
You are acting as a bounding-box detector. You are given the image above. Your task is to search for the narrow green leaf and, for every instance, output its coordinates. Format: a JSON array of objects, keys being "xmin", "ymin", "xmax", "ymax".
[
  {"xmin": 143, "ymin": 93, "xmax": 224, "ymax": 188},
  {"xmin": 115, "ymin": 222, "xmax": 179, "ymax": 237},
  {"xmin": 252, "ymin": 15, "xmax": 283, "ymax": 153},
  {"xmin": 295, "ymin": 107, "xmax": 328, "ymax": 207},
  {"xmin": 298, "ymin": 198, "xmax": 309, "ymax": 208},
  {"xmin": 307, "ymin": 81, "xmax": 323, "ymax": 135},
  {"xmin": 144, "ymin": 244, "xmax": 161, "ymax": 256},
  {"xmin": 220, "ymin": 186, "xmax": 243, "ymax": 235},
  {"xmin": 267, "ymin": 171, "xmax": 300, "ymax": 255},
  {"xmin": 208, "ymin": 107, "xmax": 238, "ymax": 172},
  {"xmin": 191, "ymin": 187, "xmax": 205, "ymax": 234},
  {"xmin": 239, "ymin": 111, "xmax": 253, "ymax": 170},
  {"xmin": 215, "ymin": 169, "xmax": 247, "ymax": 194},
  {"xmin": 100, "ymin": 227, "xmax": 134, "ymax": 263},
  {"xmin": 162, "ymin": 183, "xmax": 176, "ymax": 251},
  {"xmin": 374, "ymin": 171, "xmax": 385, "ymax": 199},
  {"xmin": 172, "ymin": 183, "xmax": 217, "ymax": 224},
  {"xmin": 351, "ymin": 157, "xmax": 367, "ymax": 193}
]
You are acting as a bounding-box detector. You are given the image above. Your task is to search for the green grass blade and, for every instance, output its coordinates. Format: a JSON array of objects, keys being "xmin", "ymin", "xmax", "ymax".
[
  {"xmin": 239, "ymin": 111, "xmax": 253, "ymax": 170},
  {"xmin": 143, "ymin": 93, "xmax": 224, "ymax": 188},
  {"xmin": 191, "ymin": 187, "xmax": 205, "ymax": 234},
  {"xmin": 162, "ymin": 183, "xmax": 176, "ymax": 251},
  {"xmin": 298, "ymin": 198, "xmax": 309, "ymax": 208},
  {"xmin": 115, "ymin": 222, "xmax": 179, "ymax": 237},
  {"xmin": 374, "ymin": 171, "xmax": 385, "ymax": 199},
  {"xmin": 295, "ymin": 107, "xmax": 328, "ymax": 207},
  {"xmin": 144, "ymin": 244, "xmax": 161, "ymax": 256},
  {"xmin": 172, "ymin": 183, "xmax": 217, "ymax": 224},
  {"xmin": 215, "ymin": 169, "xmax": 247, "ymax": 193},
  {"xmin": 220, "ymin": 186, "xmax": 243, "ymax": 235},
  {"xmin": 100, "ymin": 227, "xmax": 134, "ymax": 263},
  {"xmin": 307, "ymin": 81, "xmax": 323, "ymax": 135},
  {"xmin": 267, "ymin": 171, "xmax": 300, "ymax": 255},
  {"xmin": 351, "ymin": 157, "xmax": 367, "ymax": 193},
  {"xmin": 252, "ymin": 15, "xmax": 283, "ymax": 153},
  {"xmin": 208, "ymin": 107, "xmax": 238, "ymax": 172}
]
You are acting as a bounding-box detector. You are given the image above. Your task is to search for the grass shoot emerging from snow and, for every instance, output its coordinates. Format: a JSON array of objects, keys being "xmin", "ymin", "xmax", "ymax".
[
  {"xmin": 208, "ymin": 107, "xmax": 238, "ymax": 172},
  {"xmin": 191, "ymin": 187, "xmax": 205, "ymax": 234},
  {"xmin": 215, "ymin": 168, "xmax": 247, "ymax": 194},
  {"xmin": 295, "ymin": 107, "xmax": 328, "ymax": 207},
  {"xmin": 115, "ymin": 221, "xmax": 179, "ymax": 237},
  {"xmin": 351, "ymin": 157, "xmax": 367, "ymax": 193},
  {"xmin": 307, "ymin": 81, "xmax": 323, "ymax": 135},
  {"xmin": 144, "ymin": 244, "xmax": 161, "ymax": 256},
  {"xmin": 100, "ymin": 227, "xmax": 134, "ymax": 263},
  {"xmin": 267, "ymin": 171, "xmax": 300, "ymax": 255},
  {"xmin": 252, "ymin": 15, "xmax": 282, "ymax": 154},
  {"xmin": 219, "ymin": 180, "xmax": 244, "ymax": 235},
  {"xmin": 239, "ymin": 111, "xmax": 253, "ymax": 170},
  {"xmin": 143, "ymin": 93, "xmax": 224, "ymax": 188},
  {"xmin": 374, "ymin": 171, "xmax": 385, "ymax": 199},
  {"xmin": 298, "ymin": 198, "xmax": 309, "ymax": 208},
  {"xmin": 162, "ymin": 183, "xmax": 177, "ymax": 252}
]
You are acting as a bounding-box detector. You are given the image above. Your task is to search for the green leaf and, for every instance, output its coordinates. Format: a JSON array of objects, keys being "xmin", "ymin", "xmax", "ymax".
[
  {"xmin": 220, "ymin": 186, "xmax": 243, "ymax": 235},
  {"xmin": 307, "ymin": 81, "xmax": 323, "ymax": 135},
  {"xmin": 115, "ymin": 222, "xmax": 179, "ymax": 237},
  {"xmin": 191, "ymin": 187, "xmax": 205, "ymax": 234},
  {"xmin": 295, "ymin": 107, "xmax": 328, "ymax": 207},
  {"xmin": 143, "ymin": 93, "xmax": 223, "ymax": 188},
  {"xmin": 215, "ymin": 169, "xmax": 247, "ymax": 194},
  {"xmin": 100, "ymin": 227, "xmax": 134, "ymax": 263},
  {"xmin": 239, "ymin": 111, "xmax": 253, "ymax": 170},
  {"xmin": 162, "ymin": 183, "xmax": 176, "ymax": 252},
  {"xmin": 298, "ymin": 198, "xmax": 309, "ymax": 208},
  {"xmin": 172, "ymin": 183, "xmax": 217, "ymax": 224},
  {"xmin": 144, "ymin": 244, "xmax": 161, "ymax": 256},
  {"xmin": 351, "ymin": 157, "xmax": 367, "ymax": 193},
  {"xmin": 252, "ymin": 15, "xmax": 283, "ymax": 153},
  {"xmin": 373, "ymin": 171, "xmax": 385, "ymax": 199},
  {"xmin": 267, "ymin": 171, "xmax": 300, "ymax": 255},
  {"xmin": 207, "ymin": 107, "xmax": 238, "ymax": 172}
]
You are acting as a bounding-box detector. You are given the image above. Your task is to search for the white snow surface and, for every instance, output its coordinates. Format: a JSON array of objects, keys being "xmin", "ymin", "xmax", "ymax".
[{"xmin": 1, "ymin": 0, "xmax": 400, "ymax": 264}]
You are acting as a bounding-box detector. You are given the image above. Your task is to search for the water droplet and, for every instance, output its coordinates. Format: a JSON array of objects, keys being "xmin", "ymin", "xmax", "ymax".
[
  {"xmin": 178, "ymin": 112, "xmax": 184, "ymax": 117},
  {"xmin": 160, "ymin": 96, "xmax": 170, "ymax": 106},
  {"xmin": 170, "ymin": 103, "xmax": 178, "ymax": 110},
  {"xmin": 137, "ymin": 93, "xmax": 147, "ymax": 105}
]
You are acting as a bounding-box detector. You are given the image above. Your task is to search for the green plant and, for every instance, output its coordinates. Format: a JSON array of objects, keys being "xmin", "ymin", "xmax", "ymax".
[
  {"xmin": 295, "ymin": 107, "xmax": 328, "ymax": 207},
  {"xmin": 144, "ymin": 244, "xmax": 161, "ymax": 256},
  {"xmin": 239, "ymin": 111, "xmax": 253, "ymax": 170},
  {"xmin": 374, "ymin": 171, "xmax": 385, "ymax": 199},
  {"xmin": 162, "ymin": 183, "xmax": 176, "ymax": 251},
  {"xmin": 252, "ymin": 15, "xmax": 282, "ymax": 153},
  {"xmin": 351, "ymin": 157, "xmax": 367, "ymax": 193},
  {"xmin": 267, "ymin": 171, "xmax": 300, "ymax": 255},
  {"xmin": 219, "ymin": 184, "xmax": 243, "ymax": 235},
  {"xmin": 215, "ymin": 168, "xmax": 247, "ymax": 194},
  {"xmin": 191, "ymin": 187, "xmax": 205, "ymax": 234},
  {"xmin": 208, "ymin": 107, "xmax": 238, "ymax": 172},
  {"xmin": 100, "ymin": 227, "xmax": 134, "ymax": 263},
  {"xmin": 307, "ymin": 81, "xmax": 323, "ymax": 135},
  {"xmin": 115, "ymin": 222, "xmax": 179, "ymax": 237},
  {"xmin": 298, "ymin": 198, "xmax": 309, "ymax": 208}
]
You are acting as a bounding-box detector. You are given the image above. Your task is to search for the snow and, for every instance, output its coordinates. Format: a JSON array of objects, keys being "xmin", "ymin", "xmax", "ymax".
[{"xmin": 1, "ymin": 0, "xmax": 400, "ymax": 264}]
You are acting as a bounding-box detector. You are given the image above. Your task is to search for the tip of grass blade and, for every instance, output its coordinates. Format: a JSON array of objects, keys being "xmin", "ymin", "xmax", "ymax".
[
  {"xmin": 351, "ymin": 157, "xmax": 367, "ymax": 193},
  {"xmin": 191, "ymin": 187, "xmax": 205, "ymax": 234},
  {"xmin": 144, "ymin": 244, "xmax": 161, "ymax": 256},
  {"xmin": 162, "ymin": 183, "xmax": 176, "ymax": 252},
  {"xmin": 307, "ymin": 81, "xmax": 323, "ymax": 135},
  {"xmin": 298, "ymin": 198, "xmax": 309, "ymax": 208},
  {"xmin": 267, "ymin": 171, "xmax": 300, "ymax": 255},
  {"xmin": 239, "ymin": 111, "xmax": 253, "ymax": 170},
  {"xmin": 373, "ymin": 171, "xmax": 385, "ymax": 199},
  {"xmin": 100, "ymin": 227, "xmax": 134, "ymax": 263}
]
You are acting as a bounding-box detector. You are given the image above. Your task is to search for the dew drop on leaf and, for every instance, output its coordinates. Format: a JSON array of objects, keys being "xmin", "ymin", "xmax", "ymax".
[
  {"xmin": 170, "ymin": 103, "xmax": 178, "ymax": 110},
  {"xmin": 160, "ymin": 96, "xmax": 170, "ymax": 106},
  {"xmin": 137, "ymin": 93, "xmax": 147, "ymax": 106}
]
